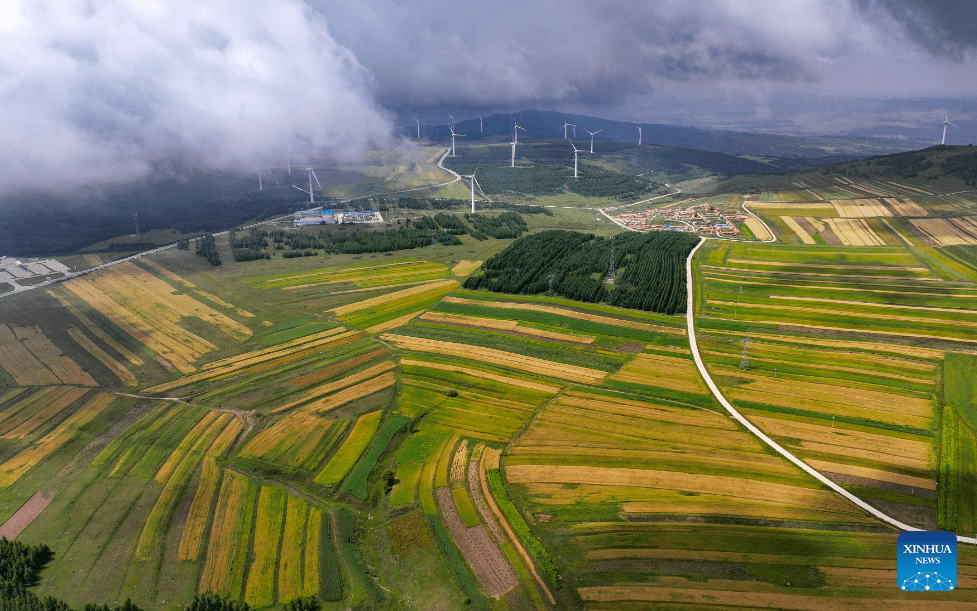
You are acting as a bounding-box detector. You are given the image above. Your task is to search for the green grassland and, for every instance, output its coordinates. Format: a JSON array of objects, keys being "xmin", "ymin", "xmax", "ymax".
[{"xmin": 5, "ymin": 155, "xmax": 977, "ymax": 611}]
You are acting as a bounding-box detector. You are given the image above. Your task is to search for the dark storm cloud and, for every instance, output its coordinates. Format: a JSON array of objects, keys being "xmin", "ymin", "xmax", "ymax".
[
  {"xmin": 0, "ymin": 0, "xmax": 393, "ymax": 196},
  {"xmin": 309, "ymin": 0, "xmax": 856, "ymax": 108},
  {"xmin": 857, "ymin": 0, "xmax": 977, "ymax": 57}
]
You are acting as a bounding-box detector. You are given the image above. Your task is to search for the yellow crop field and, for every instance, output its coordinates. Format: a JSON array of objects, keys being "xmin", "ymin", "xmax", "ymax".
[
  {"xmin": 780, "ymin": 216, "xmax": 816, "ymax": 244},
  {"xmin": 419, "ymin": 312, "xmax": 596, "ymax": 344},
  {"xmin": 277, "ymin": 496, "xmax": 308, "ymax": 602},
  {"xmin": 258, "ymin": 259, "xmax": 448, "ymax": 291},
  {"xmin": 154, "ymin": 412, "xmax": 226, "ymax": 483},
  {"xmin": 14, "ymin": 326, "xmax": 97, "ymax": 386},
  {"xmin": 331, "ymin": 279, "xmax": 458, "ymax": 316},
  {"xmin": 177, "ymin": 420, "xmax": 244, "ymax": 561},
  {"xmin": 750, "ymin": 202, "xmax": 834, "ymax": 212},
  {"xmin": 381, "ymin": 334, "xmax": 607, "ymax": 384},
  {"xmin": 449, "ymin": 439, "xmax": 469, "ymax": 487},
  {"xmin": 303, "ymin": 509, "xmax": 322, "ymax": 596},
  {"xmin": 139, "ymin": 258, "xmax": 196, "ymax": 287},
  {"xmin": 60, "ymin": 262, "xmax": 252, "ymax": 373},
  {"xmin": 440, "ymin": 296, "xmax": 684, "ymax": 336},
  {"xmin": 805, "ymin": 459, "xmax": 935, "ymax": 490},
  {"xmin": 504, "ymin": 465, "xmax": 848, "ymax": 510},
  {"xmin": 452, "ymin": 260, "xmax": 483, "ymax": 276},
  {"xmin": 606, "ymin": 353, "xmax": 707, "ymax": 394},
  {"xmin": 244, "ymin": 486, "xmax": 286, "ymax": 608},
  {"xmin": 832, "ymin": 199, "xmax": 891, "ymax": 218},
  {"xmin": 743, "ymin": 216, "xmax": 773, "ymax": 241},
  {"xmin": 300, "ymin": 371, "xmax": 395, "ymax": 414},
  {"xmin": 822, "ymin": 218, "xmax": 885, "ymax": 246},
  {"xmin": 137, "ymin": 414, "xmax": 232, "ymax": 560},
  {"xmin": 910, "ymin": 218, "xmax": 977, "ymax": 246},
  {"xmin": 314, "ymin": 410, "xmax": 383, "ymax": 485},
  {"xmin": 49, "ymin": 291, "xmax": 144, "ymax": 367},
  {"xmin": 399, "ymin": 358, "xmax": 561, "ymax": 393},
  {"xmin": 0, "ymin": 392, "xmax": 114, "ymax": 488},
  {"xmin": 1, "ymin": 387, "xmax": 90, "ymax": 440},
  {"xmin": 365, "ymin": 310, "xmax": 426, "ymax": 334},
  {"xmin": 0, "ymin": 324, "xmax": 61, "ymax": 386},
  {"xmin": 274, "ymin": 361, "xmax": 395, "ymax": 413},
  {"xmin": 884, "ymin": 198, "xmax": 927, "ymax": 217},
  {"xmin": 0, "ymin": 388, "xmax": 68, "ymax": 433},
  {"xmin": 199, "ymin": 471, "xmax": 258, "ymax": 596},
  {"xmin": 66, "ymin": 327, "xmax": 136, "ymax": 387},
  {"xmin": 145, "ymin": 328, "xmax": 358, "ymax": 394},
  {"xmin": 749, "ymin": 415, "xmax": 932, "ymax": 471}
]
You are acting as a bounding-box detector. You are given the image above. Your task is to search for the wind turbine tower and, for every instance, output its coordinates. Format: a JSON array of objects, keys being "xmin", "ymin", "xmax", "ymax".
[
  {"xmin": 585, "ymin": 128, "xmax": 603, "ymax": 153},
  {"xmin": 258, "ymin": 167, "xmax": 263, "ymax": 191},
  {"xmin": 478, "ymin": 114, "xmax": 483, "ymax": 132},
  {"xmin": 569, "ymin": 140, "xmax": 586, "ymax": 178},
  {"xmin": 292, "ymin": 167, "xmax": 321, "ymax": 205},
  {"xmin": 449, "ymin": 125, "xmax": 464, "ymax": 157},
  {"xmin": 511, "ymin": 139, "xmax": 518, "ymax": 168},
  {"xmin": 942, "ymin": 111, "xmax": 959, "ymax": 145},
  {"xmin": 414, "ymin": 117, "xmax": 421, "ymax": 138},
  {"xmin": 637, "ymin": 125, "xmax": 642, "ymax": 145},
  {"xmin": 462, "ymin": 168, "xmax": 482, "ymax": 213}
]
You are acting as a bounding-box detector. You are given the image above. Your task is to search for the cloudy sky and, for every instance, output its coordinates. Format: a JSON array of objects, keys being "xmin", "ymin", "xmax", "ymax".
[{"xmin": 1, "ymin": 0, "xmax": 974, "ymax": 195}]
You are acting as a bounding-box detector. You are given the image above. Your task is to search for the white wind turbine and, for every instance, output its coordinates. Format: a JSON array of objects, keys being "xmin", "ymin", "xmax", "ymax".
[
  {"xmin": 449, "ymin": 124, "xmax": 464, "ymax": 157},
  {"xmin": 584, "ymin": 128, "xmax": 603, "ymax": 153},
  {"xmin": 291, "ymin": 167, "xmax": 321, "ymax": 204},
  {"xmin": 942, "ymin": 111, "xmax": 959, "ymax": 145},
  {"xmin": 513, "ymin": 122, "xmax": 526, "ymax": 144},
  {"xmin": 462, "ymin": 167, "xmax": 482, "ymax": 213},
  {"xmin": 257, "ymin": 167, "xmax": 262, "ymax": 191},
  {"xmin": 569, "ymin": 140, "xmax": 586, "ymax": 178},
  {"xmin": 478, "ymin": 114, "xmax": 483, "ymax": 132},
  {"xmin": 414, "ymin": 116, "xmax": 421, "ymax": 138},
  {"xmin": 637, "ymin": 125, "xmax": 642, "ymax": 145},
  {"xmin": 563, "ymin": 119, "xmax": 575, "ymax": 139}
]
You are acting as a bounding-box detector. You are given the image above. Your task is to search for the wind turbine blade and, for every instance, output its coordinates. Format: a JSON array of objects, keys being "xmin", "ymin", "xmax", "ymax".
[
  {"xmin": 292, "ymin": 185, "xmax": 310, "ymax": 195},
  {"xmin": 311, "ymin": 169, "xmax": 321, "ymax": 188},
  {"xmin": 948, "ymin": 122, "xmax": 959, "ymax": 128}
]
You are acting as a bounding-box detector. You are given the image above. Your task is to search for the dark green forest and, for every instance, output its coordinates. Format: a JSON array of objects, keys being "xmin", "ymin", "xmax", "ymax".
[{"xmin": 464, "ymin": 230, "xmax": 699, "ymax": 314}]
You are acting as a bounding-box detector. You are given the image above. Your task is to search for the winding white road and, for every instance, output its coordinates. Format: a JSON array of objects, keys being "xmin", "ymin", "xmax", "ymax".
[{"xmin": 685, "ymin": 237, "xmax": 975, "ymax": 543}]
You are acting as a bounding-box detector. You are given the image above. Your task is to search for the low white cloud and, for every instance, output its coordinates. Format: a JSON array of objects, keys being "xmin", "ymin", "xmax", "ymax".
[{"xmin": 0, "ymin": 0, "xmax": 393, "ymax": 195}]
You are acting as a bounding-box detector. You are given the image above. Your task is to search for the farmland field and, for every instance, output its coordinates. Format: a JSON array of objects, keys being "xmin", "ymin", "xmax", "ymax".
[{"xmin": 5, "ymin": 163, "xmax": 977, "ymax": 611}]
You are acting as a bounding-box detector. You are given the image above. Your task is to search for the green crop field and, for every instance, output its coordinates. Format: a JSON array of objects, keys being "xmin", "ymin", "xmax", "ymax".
[{"xmin": 5, "ymin": 161, "xmax": 977, "ymax": 611}]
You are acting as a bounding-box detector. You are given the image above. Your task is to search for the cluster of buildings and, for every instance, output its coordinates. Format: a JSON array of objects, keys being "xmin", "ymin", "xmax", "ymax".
[
  {"xmin": 0, "ymin": 257, "xmax": 70, "ymax": 284},
  {"xmin": 292, "ymin": 209, "xmax": 384, "ymax": 226},
  {"xmin": 612, "ymin": 203, "xmax": 748, "ymax": 237}
]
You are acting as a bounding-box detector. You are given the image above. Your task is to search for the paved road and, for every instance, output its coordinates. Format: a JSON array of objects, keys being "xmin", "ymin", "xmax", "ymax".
[{"xmin": 684, "ymin": 237, "xmax": 976, "ymax": 544}]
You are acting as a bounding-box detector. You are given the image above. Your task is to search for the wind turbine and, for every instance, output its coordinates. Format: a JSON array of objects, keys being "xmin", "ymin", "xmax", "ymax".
[
  {"xmin": 286, "ymin": 150, "xmax": 291, "ymax": 175},
  {"xmin": 462, "ymin": 167, "xmax": 482, "ymax": 213},
  {"xmin": 513, "ymin": 122, "xmax": 526, "ymax": 144},
  {"xmin": 942, "ymin": 111, "xmax": 959, "ymax": 145},
  {"xmin": 637, "ymin": 125, "xmax": 642, "ymax": 145},
  {"xmin": 414, "ymin": 116, "xmax": 420, "ymax": 138},
  {"xmin": 257, "ymin": 167, "xmax": 262, "ymax": 191},
  {"xmin": 449, "ymin": 125, "xmax": 464, "ymax": 157},
  {"xmin": 448, "ymin": 115, "xmax": 455, "ymax": 130},
  {"xmin": 511, "ymin": 139, "xmax": 518, "ymax": 168},
  {"xmin": 291, "ymin": 167, "xmax": 321, "ymax": 204},
  {"xmin": 563, "ymin": 119, "xmax": 575, "ymax": 139},
  {"xmin": 584, "ymin": 128, "xmax": 603, "ymax": 153},
  {"xmin": 569, "ymin": 140, "xmax": 586, "ymax": 179},
  {"xmin": 478, "ymin": 114, "xmax": 483, "ymax": 132}
]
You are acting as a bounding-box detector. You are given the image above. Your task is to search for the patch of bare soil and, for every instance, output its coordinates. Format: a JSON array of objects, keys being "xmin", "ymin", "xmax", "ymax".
[
  {"xmin": 436, "ymin": 487, "xmax": 518, "ymax": 597},
  {"xmin": 620, "ymin": 341, "xmax": 645, "ymax": 354},
  {"xmin": 0, "ymin": 491, "xmax": 53, "ymax": 539},
  {"xmin": 823, "ymin": 471, "xmax": 937, "ymax": 500},
  {"xmin": 863, "ymin": 498, "xmax": 936, "ymax": 530}
]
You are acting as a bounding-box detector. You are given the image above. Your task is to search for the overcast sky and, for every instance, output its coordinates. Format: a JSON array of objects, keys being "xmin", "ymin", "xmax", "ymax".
[{"xmin": 1, "ymin": 0, "xmax": 974, "ymax": 195}]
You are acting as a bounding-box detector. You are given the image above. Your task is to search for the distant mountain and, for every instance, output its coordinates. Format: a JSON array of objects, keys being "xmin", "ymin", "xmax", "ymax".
[{"xmin": 415, "ymin": 109, "xmax": 919, "ymax": 160}]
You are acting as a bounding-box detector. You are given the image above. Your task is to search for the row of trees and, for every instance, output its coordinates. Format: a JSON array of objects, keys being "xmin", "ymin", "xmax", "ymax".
[
  {"xmin": 195, "ymin": 234, "xmax": 221, "ymax": 266},
  {"xmin": 464, "ymin": 212, "xmax": 527, "ymax": 239},
  {"xmin": 463, "ymin": 229, "xmax": 699, "ymax": 314}
]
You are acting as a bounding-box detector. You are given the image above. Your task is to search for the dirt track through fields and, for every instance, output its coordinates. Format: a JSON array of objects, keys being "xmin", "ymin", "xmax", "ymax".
[
  {"xmin": 0, "ymin": 491, "xmax": 53, "ymax": 539},
  {"xmin": 436, "ymin": 487, "xmax": 518, "ymax": 597}
]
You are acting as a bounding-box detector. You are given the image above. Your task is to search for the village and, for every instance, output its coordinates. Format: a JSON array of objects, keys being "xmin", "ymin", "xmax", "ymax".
[{"xmin": 610, "ymin": 202, "xmax": 749, "ymax": 237}]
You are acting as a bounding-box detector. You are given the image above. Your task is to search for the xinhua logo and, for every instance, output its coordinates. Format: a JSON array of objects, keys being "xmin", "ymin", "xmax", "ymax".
[{"xmin": 897, "ymin": 531, "xmax": 956, "ymax": 591}]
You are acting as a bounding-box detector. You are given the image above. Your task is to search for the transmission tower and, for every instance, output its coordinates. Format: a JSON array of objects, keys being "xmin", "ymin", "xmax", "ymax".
[
  {"xmin": 739, "ymin": 337, "xmax": 751, "ymax": 370},
  {"xmin": 606, "ymin": 236, "xmax": 615, "ymax": 284}
]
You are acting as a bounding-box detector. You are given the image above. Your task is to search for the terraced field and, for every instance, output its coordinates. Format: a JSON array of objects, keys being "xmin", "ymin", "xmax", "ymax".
[{"xmin": 7, "ymin": 194, "xmax": 977, "ymax": 611}]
